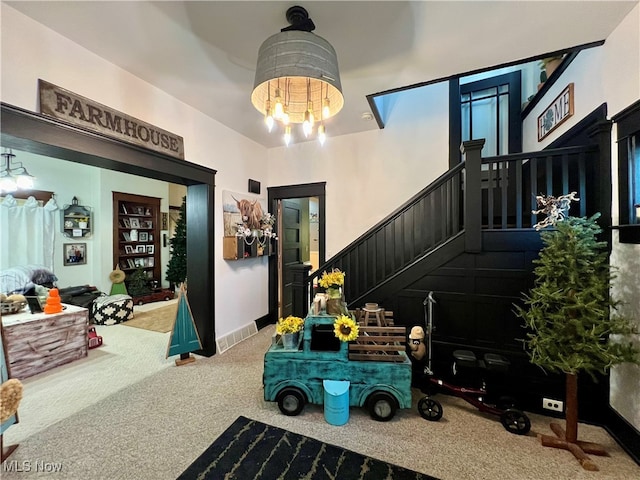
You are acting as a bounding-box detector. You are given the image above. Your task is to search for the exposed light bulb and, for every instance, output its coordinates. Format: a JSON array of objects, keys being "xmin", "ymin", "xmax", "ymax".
[
  {"xmin": 274, "ymin": 88, "xmax": 284, "ymax": 120},
  {"xmin": 302, "ymin": 112, "xmax": 313, "ymax": 138},
  {"xmin": 307, "ymin": 102, "xmax": 315, "ymax": 127},
  {"xmin": 322, "ymin": 98, "xmax": 331, "ymax": 120},
  {"xmin": 284, "ymin": 125, "xmax": 292, "ymax": 146},
  {"xmin": 264, "ymin": 100, "xmax": 274, "ymax": 132},
  {"xmin": 318, "ymin": 124, "xmax": 326, "ymax": 146}
]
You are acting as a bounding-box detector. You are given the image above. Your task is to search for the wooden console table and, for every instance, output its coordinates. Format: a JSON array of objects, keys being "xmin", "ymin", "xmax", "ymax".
[{"xmin": 2, "ymin": 305, "xmax": 88, "ymax": 380}]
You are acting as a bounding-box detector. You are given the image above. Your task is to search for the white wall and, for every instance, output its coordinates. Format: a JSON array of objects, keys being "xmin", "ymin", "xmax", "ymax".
[
  {"xmin": 10, "ymin": 151, "xmax": 172, "ymax": 293},
  {"xmin": 267, "ymin": 83, "xmax": 451, "ymax": 257},
  {"xmin": 1, "ymin": 5, "xmax": 268, "ymax": 340},
  {"xmin": 521, "ymin": 5, "xmax": 640, "ymax": 431}
]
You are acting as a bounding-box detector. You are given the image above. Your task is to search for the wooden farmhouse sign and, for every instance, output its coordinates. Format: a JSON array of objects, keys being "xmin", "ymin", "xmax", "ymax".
[
  {"xmin": 538, "ymin": 83, "xmax": 574, "ymax": 141},
  {"xmin": 39, "ymin": 79, "xmax": 184, "ymax": 159}
]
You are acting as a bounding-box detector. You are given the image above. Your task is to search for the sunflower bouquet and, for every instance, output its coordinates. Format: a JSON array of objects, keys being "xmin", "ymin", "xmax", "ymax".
[
  {"xmin": 334, "ymin": 314, "xmax": 359, "ymax": 342},
  {"xmin": 275, "ymin": 315, "xmax": 305, "ymax": 335},
  {"xmin": 318, "ymin": 268, "xmax": 346, "ymax": 301}
]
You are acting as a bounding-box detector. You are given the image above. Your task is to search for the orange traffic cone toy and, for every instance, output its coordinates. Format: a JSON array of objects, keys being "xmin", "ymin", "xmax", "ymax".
[{"xmin": 43, "ymin": 288, "xmax": 63, "ymax": 314}]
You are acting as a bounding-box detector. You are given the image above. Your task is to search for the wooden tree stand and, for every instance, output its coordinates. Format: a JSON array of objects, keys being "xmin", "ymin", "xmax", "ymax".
[{"xmin": 538, "ymin": 373, "xmax": 609, "ymax": 471}]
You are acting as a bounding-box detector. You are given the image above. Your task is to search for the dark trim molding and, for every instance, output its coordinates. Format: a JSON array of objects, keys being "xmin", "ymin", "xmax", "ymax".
[
  {"xmin": 267, "ymin": 182, "xmax": 326, "ymax": 324},
  {"xmin": 255, "ymin": 313, "xmax": 272, "ymax": 331},
  {"xmin": 604, "ymin": 407, "xmax": 640, "ymax": 465},
  {"xmin": 1, "ymin": 102, "xmax": 218, "ymax": 356},
  {"xmin": 521, "ymin": 50, "xmax": 580, "ymax": 119},
  {"xmin": 367, "ymin": 40, "xmax": 604, "ymax": 129}
]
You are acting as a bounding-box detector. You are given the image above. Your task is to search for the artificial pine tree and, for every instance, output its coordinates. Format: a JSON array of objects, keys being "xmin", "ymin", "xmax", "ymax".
[
  {"xmin": 516, "ymin": 202, "xmax": 639, "ymax": 470},
  {"xmin": 166, "ymin": 196, "xmax": 187, "ymax": 287}
]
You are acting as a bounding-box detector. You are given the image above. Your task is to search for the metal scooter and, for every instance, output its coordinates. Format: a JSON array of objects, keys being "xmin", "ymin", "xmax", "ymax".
[{"xmin": 416, "ymin": 292, "xmax": 531, "ymax": 435}]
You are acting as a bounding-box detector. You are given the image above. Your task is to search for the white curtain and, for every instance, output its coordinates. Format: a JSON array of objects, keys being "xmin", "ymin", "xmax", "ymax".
[{"xmin": 0, "ymin": 194, "xmax": 58, "ymax": 271}]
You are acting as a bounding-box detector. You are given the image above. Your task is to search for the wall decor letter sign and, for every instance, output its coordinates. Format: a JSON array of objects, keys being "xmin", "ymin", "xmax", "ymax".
[
  {"xmin": 538, "ymin": 83, "xmax": 574, "ymax": 141},
  {"xmin": 38, "ymin": 79, "xmax": 184, "ymax": 159}
]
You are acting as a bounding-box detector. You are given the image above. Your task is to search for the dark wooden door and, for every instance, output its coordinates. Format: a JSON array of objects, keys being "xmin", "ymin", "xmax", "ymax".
[{"xmin": 280, "ymin": 199, "xmax": 303, "ymax": 317}]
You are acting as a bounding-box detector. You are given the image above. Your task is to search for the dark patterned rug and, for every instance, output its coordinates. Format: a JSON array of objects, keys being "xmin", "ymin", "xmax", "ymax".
[{"xmin": 177, "ymin": 416, "xmax": 438, "ymax": 480}]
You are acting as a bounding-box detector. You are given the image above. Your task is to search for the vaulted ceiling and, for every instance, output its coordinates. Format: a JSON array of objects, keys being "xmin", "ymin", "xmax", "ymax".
[{"xmin": 5, "ymin": 1, "xmax": 637, "ymax": 147}]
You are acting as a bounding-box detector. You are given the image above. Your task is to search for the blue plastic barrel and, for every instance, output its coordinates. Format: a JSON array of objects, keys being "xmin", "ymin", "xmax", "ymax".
[{"xmin": 323, "ymin": 380, "xmax": 350, "ymax": 426}]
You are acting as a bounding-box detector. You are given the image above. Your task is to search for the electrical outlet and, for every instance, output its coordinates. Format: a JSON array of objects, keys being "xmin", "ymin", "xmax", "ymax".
[{"xmin": 542, "ymin": 397, "xmax": 564, "ymax": 412}]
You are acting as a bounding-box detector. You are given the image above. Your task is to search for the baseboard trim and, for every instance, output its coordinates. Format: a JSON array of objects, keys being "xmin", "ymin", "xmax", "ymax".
[
  {"xmin": 604, "ymin": 407, "xmax": 640, "ymax": 466},
  {"xmin": 255, "ymin": 313, "xmax": 274, "ymax": 331}
]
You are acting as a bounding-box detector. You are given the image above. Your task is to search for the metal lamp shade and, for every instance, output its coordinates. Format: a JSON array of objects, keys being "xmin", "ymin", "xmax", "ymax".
[{"xmin": 251, "ymin": 30, "xmax": 343, "ymax": 124}]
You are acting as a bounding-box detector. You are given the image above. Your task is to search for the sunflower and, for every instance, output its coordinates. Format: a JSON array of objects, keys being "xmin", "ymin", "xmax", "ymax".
[
  {"xmin": 276, "ymin": 315, "xmax": 304, "ymax": 335},
  {"xmin": 334, "ymin": 315, "xmax": 359, "ymax": 342},
  {"xmin": 319, "ymin": 268, "xmax": 346, "ymax": 289}
]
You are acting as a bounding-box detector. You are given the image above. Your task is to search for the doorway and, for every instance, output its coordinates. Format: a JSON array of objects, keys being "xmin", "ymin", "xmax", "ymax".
[
  {"xmin": 267, "ymin": 183, "xmax": 326, "ymax": 321},
  {"xmin": 1, "ymin": 103, "xmax": 218, "ymax": 356}
]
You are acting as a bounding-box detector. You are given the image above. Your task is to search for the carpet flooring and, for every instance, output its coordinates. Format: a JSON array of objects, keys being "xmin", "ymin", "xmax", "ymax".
[
  {"xmin": 123, "ymin": 303, "xmax": 177, "ymax": 333},
  {"xmin": 177, "ymin": 415, "xmax": 437, "ymax": 480}
]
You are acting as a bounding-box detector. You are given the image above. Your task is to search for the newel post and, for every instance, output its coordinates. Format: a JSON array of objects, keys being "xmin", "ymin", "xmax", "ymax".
[{"xmin": 461, "ymin": 139, "xmax": 485, "ymax": 253}]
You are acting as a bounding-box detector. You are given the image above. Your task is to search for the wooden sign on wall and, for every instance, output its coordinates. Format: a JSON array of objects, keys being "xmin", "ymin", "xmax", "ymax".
[
  {"xmin": 39, "ymin": 79, "xmax": 184, "ymax": 159},
  {"xmin": 538, "ymin": 83, "xmax": 574, "ymax": 141}
]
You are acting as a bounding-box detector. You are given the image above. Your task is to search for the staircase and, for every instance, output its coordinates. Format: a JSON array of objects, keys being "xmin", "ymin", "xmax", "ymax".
[{"xmin": 299, "ymin": 138, "xmax": 606, "ymax": 414}]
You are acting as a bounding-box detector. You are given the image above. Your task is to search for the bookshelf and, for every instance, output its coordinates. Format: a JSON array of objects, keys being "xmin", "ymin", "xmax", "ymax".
[{"xmin": 112, "ymin": 192, "xmax": 161, "ymax": 288}]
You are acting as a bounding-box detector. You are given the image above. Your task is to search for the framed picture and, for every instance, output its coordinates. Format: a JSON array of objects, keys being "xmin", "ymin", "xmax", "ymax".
[
  {"xmin": 122, "ymin": 218, "xmax": 131, "ymax": 228},
  {"xmin": 64, "ymin": 243, "xmax": 86, "ymax": 266},
  {"xmin": 130, "ymin": 218, "xmax": 141, "ymax": 228},
  {"xmin": 139, "ymin": 232, "xmax": 149, "ymax": 242},
  {"xmin": 148, "ymin": 257, "xmax": 154, "ymax": 267},
  {"xmin": 134, "ymin": 257, "xmax": 144, "ymax": 267},
  {"xmin": 146, "ymin": 245, "xmax": 154, "ymax": 254},
  {"xmin": 144, "ymin": 207, "xmax": 151, "ymax": 216},
  {"xmin": 136, "ymin": 245, "xmax": 146, "ymax": 253},
  {"xmin": 134, "ymin": 206, "xmax": 144, "ymax": 215},
  {"xmin": 125, "ymin": 245, "xmax": 134, "ymax": 254},
  {"xmin": 141, "ymin": 220, "xmax": 152, "ymax": 229}
]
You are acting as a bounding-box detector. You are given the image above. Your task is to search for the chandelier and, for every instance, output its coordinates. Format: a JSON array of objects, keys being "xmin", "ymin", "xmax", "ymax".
[
  {"xmin": 251, "ymin": 6, "xmax": 343, "ymax": 146},
  {"xmin": 0, "ymin": 149, "xmax": 34, "ymax": 193}
]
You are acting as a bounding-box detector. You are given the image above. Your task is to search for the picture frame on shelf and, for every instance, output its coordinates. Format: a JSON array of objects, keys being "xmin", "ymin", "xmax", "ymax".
[
  {"xmin": 134, "ymin": 206, "xmax": 144, "ymax": 215},
  {"xmin": 146, "ymin": 245, "xmax": 154, "ymax": 254},
  {"xmin": 141, "ymin": 220, "xmax": 153, "ymax": 229},
  {"xmin": 124, "ymin": 245, "xmax": 134, "ymax": 254},
  {"xmin": 144, "ymin": 207, "xmax": 151, "ymax": 216},
  {"xmin": 139, "ymin": 232, "xmax": 149, "ymax": 242},
  {"xmin": 127, "ymin": 259, "xmax": 135, "ymax": 269},
  {"xmin": 134, "ymin": 258, "xmax": 144, "ymax": 268},
  {"xmin": 64, "ymin": 243, "xmax": 86, "ymax": 266},
  {"xmin": 130, "ymin": 218, "xmax": 141, "ymax": 228},
  {"xmin": 136, "ymin": 245, "xmax": 146, "ymax": 253},
  {"xmin": 148, "ymin": 257, "xmax": 154, "ymax": 267},
  {"xmin": 122, "ymin": 218, "xmax": 131, "ymax": 228},
  {"xmin": 123, "ymin": 232, "xmax": 131, "ymax": 241}
]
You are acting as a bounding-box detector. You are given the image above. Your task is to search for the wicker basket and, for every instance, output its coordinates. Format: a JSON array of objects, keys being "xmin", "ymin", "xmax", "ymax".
[{"xmin": 0, "ymin": 301, "xmax": 27, "ymax": 315}]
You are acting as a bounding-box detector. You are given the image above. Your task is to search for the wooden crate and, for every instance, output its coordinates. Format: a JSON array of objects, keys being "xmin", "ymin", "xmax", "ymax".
[
  {"xmin": 348, "ymin": 326, "xmax": 407, "ymax": 362},
  {"xmin": 2, "ymin": 305, "xmax": 89, "ymax": 379}
]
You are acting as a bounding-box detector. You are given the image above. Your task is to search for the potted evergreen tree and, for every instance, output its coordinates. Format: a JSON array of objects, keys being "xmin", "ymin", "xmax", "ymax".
[
  {"xmin": 166, "ymin": 196, "xmax": 187, "ymax": 288},
  {"xmin": 516, "ymin": 194, "xmax": 639, "ymax": 471}
]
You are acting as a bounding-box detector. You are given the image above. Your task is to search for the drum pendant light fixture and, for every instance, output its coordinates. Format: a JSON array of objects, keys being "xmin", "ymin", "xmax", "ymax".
[{"xmin": 251, "ymin": 6, "xmax": 343, "ymax": 146}]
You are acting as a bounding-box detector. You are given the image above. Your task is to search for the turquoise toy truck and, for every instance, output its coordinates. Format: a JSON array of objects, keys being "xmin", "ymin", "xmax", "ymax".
[{"xmin": 263, "ymin": 315, "xmax": 412, "ymax": 421}]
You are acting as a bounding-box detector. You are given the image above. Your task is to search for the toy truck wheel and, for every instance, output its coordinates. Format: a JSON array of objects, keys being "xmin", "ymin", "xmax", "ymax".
[
  {"xmin": 276, "ymin": 387, "xmax": 305, "ymax": 416},
  {"xmin": 367, "ymin": 391, "xmax": 398, "ymax": 422}
]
